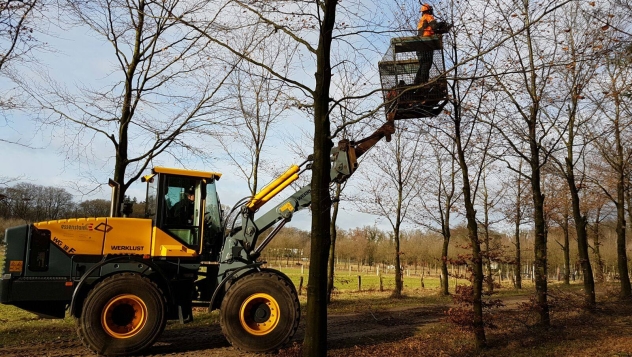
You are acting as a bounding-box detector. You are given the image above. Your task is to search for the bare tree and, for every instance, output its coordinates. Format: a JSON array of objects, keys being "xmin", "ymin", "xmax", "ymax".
[
  {"xmin": 438, "ymin": 0, "xmax": 498, "ymax": 348},
  {"xmin": 0, "ymin": 182, "xmax": 74, "ymax": 222},
  {"xmin": 588, "ymin": 41, "xmax": 632, "ymax": 297},
  {"xmin": 217, "ymin": 56, "xmax": 293, "ymax": 195},
  {"xmin": 583, "ymin": 184, "xmax": 610, "ymax": 283},
  {"xmin": 358, "ymin": 125, "xmax": 425, "ymax": 298},
  {"xmin": 477, "ymin": 165, "xmax": 505, "ymax": 294},
  {"xmin": 172, "ymin": 1, "xmax": 395, "ymax": 353},
  {"xmin": 543, "ymin": 170, "xmax": 572, "ymax": 285},
  {"xmin": 541, "ymin": 1, "xmax": 605, "ymax": 306},
  {"xmin": 413, "ymin": 134, "xmax": 459, "ymax": 296},
  {"xmin": 1, "ymin": 0, "xmax": 48, "ymax": 146},
  {"xmin": 0, "ymin": 0, "xmax": 44, "ymax": 72},
  {"xmin": 22, "ymin": 0, "xmax": 234, "ymax": 210},
  {"xmin": 499, "ymin": 159, "xmax": 531, "ymax": 289},
  {"xmin": 77, "ymin": 199, "xmax": 111, "ymax": 218},
  {"xmin": 327, "ymin": 58, "xmax": 389, "ymax": 303},
  {"xmin": 480, "ymin": 0, "xmax": 574, "ymax": 326}
]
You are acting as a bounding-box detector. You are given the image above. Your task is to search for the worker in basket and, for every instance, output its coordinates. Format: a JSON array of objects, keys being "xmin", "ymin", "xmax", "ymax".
[{"xmin": 415, "ymin": 3, "xmax": 436, "ymax": 84}]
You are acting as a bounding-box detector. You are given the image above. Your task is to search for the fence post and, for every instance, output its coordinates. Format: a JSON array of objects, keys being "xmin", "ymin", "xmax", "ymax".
[
  {"xmin": 358, "ymin": 275, "xmax": 362, "ymax": 291},
  {"xmin": 298, "ymin": 276, "xmax": 304, "ymax": 296}
]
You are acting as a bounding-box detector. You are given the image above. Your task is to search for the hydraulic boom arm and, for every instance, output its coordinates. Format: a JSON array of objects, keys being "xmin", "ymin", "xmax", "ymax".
[{"xmin": 218, "ymin": 117, "xmax": 397, "ymax": 275}]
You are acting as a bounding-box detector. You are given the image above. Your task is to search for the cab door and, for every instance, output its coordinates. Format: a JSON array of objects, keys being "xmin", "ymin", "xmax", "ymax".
[{"xmin": 153, "ymin": 174, "xmax": 205, "ymax": 256}]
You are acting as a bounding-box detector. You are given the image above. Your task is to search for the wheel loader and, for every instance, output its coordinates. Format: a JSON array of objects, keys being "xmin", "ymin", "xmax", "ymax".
[{"xmin": 0, "ymin": 117, "xmax": 399, "ymax": 355}]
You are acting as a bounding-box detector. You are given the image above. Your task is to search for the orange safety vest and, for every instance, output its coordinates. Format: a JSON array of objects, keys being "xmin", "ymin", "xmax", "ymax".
[{"xmin": 417, "ymin": 13, "xmax": 435, "ymax": 37}]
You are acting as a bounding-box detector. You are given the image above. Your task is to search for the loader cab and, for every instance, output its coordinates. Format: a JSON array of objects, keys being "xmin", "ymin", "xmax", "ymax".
[{"xmin": 143, "ymin": 167, "xmax": 223, "ymax": 257}]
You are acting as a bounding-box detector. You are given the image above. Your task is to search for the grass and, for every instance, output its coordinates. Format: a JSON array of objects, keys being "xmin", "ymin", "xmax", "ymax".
[
  {"xmin": 0, "ymin": 263, "xmax": 460, "ymax": 348},
  {"xmin": 1, "ymin": 249, "xmax": 626, "ymax": 356},
  {"xmin": 1, "ymin": 275, "xmax": 630, "ymax": 357},
  {"xmin": 278, "ymin": 265, "xmax": 471, "ymax": 293},
  {"xmin": 0, "ymin": 304, "xmax": 75, "ymax": 347}
]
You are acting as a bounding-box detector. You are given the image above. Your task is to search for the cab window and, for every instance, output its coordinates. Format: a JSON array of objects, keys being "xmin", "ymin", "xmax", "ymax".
[
  {"xmin": 161, "ymin": 176, "xmax": 204, "ymax": 247},
  {"xmin": 205, "ymin": 180, "xmax": 222, "ymax": 235}
]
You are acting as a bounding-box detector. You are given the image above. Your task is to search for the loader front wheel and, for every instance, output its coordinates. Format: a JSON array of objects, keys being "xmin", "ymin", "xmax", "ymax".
[
  {"xmin": 77, "ymin": 273, "xmax": 166, "ymax": 356},
  {"xmin": 220, "ymin": 271, "xmax": 300, "ymax": 352}
]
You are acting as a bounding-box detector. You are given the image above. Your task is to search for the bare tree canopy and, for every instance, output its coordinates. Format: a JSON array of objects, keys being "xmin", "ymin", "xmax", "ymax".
[{"xmin": 19, "ymin": 0, "xmax": 238, "ymax": 207}]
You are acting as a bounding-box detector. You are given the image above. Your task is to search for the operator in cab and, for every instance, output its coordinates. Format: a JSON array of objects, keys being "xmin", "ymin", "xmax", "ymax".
[{"xmin": 172, "ymin": 186, "xmax": 195, "ymax": 224}]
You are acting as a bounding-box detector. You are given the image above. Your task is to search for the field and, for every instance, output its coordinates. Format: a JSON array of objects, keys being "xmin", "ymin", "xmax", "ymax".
[{"xmin": 1, "ymin": 255, "xmax": 632, "ymax": 356}]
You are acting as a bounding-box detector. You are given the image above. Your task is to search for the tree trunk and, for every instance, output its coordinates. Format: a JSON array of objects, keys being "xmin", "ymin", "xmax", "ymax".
[
  {"xmin": 515, "ymin": 225, "xmax": 522, "ymax": 289},
  {"xmin": 616, "ymin": 183, "xmax": 631, "ymax": 297},
  {"xmin": 113, "ymin": 1, "xmax": 146, "ymax": 214},
  {"xmin": 593, "ymin": 207, "xmax": 605, "ymax": 283},
  {"xmin": 565, "ymin": 158, "xmax": 595, "ymax": 306},
  {"xmin": 454, "ymin": 110, "xmax": 486, "ymax": 350},
  {"xmin": 562, "ymin": 215, "xmax": 571, "ymax": 285},
  {"xmin": 615, "ymin": 112, "xmax": 631, "ymax": 298},
  {"xmin": 302, "ymin": 1, "xmax": 336, "ymax": 355},
  {"xmin": 439, "ymin": 155, "xmax": 455, "ymax": 296},
  {"xmin": 440, "ymin": 232, "xmax": 450, "ymax": 295},
  {"xmin": 484, "ymin": 226, "xmax": 492, "ymax": 293},
  {"xmin": 529, "ymin": 119, "xmax": 550, "ymax": 326},
  {"xmin": 393, "ymin": 226, "xmax": 402, "ymax": 297},
  {"xmin": 483, "ymin": 179, "xmax": 493, "ymax": 294},
  {"xmin": 514, "ymin": 165, "xmax": 523, "ymax": 290},
  {"xmin": 327, "ymin": 183, "xmax": 342, "ymax": 304}
]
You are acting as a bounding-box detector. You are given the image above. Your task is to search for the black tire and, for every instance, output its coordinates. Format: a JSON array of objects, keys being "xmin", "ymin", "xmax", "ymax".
[
  {"xmin": 220, "ymin": 271, "xmax": 300, "ymax": 352},
  {"xmin": 76, "ymin": 272, "xmax": 166, "ymax": 356}
]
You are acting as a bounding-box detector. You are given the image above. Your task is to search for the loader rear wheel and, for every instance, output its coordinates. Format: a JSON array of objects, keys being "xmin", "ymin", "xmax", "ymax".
[
  {"xmin": 220, "ymin": 271, "xmax": 300, "ymax": 352},
  {"xmin": 77, "ymin": 273, "xmax": 166, "ymax": 356}
]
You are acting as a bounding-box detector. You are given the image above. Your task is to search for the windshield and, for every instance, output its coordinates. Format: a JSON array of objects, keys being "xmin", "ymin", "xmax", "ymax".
[{"xmin": 205, "ymin": 180, "xmax": 222, "ymax": 234}]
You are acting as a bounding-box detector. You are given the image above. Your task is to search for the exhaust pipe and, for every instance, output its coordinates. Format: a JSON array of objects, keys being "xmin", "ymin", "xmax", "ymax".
[{"xmin": 108, "ymin": 179, "xmax": 120, "ymax": 217}]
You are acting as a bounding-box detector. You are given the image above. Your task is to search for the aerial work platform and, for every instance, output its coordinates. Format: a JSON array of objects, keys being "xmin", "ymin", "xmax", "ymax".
[{"xmin": 378, "ymin": 36, "xmax": 448, "ymax": 119}]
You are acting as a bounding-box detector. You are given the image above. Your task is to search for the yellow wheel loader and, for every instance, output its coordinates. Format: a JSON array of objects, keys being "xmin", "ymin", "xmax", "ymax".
[{"xmin": 0, "ymin": 118, "xmax": 397, "ymax": 355}]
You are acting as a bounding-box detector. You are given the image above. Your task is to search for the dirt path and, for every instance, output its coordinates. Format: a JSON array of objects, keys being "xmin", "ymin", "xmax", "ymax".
[{"xmin": 0, "ymin": 305, "xmax": 448, "ymax": 357}]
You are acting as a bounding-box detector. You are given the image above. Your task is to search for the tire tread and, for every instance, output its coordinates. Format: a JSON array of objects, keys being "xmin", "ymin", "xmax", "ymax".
[
  {"xmin": 220, "ymin": 271, "xmax": 300, "ymax": 352},
  {"xmin": 76, "ymin": 272, "xmax": 166, "ymax": 356}
]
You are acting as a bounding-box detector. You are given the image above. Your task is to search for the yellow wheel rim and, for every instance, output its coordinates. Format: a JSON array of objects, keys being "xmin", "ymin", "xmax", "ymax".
[
  {"xmin": 101, "ymin": 294, "xmax": 148, "ymax": 339},
  {"xmin": 239, "ymin": 293, "xmax": 280, "ymax": 336}
]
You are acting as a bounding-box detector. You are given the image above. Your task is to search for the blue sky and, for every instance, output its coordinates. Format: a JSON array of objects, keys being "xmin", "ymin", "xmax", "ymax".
[{"xmin": 0, "ymin": 6, "xmax": 405, "ymax": 232}]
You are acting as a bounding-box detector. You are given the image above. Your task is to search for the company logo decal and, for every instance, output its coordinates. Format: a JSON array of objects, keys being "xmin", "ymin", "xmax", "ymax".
[
  {"xmin": 110, "ymin": 246, "xmax": 144, "ymax": 251},
  {"xmin": 60, "ymin": 223, "xmax": 93, "ymax": 231},
  {"xmin": 298, "ymin": 189, "xmax": 311, "ymax": 201},
  {"xmin": 94, "ymin": 223, "xmax": 113, "ymax": 233}
]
